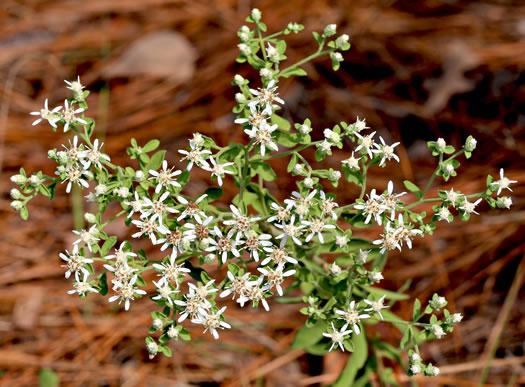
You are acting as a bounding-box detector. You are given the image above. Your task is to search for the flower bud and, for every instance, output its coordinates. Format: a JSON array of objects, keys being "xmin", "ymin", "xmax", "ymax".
[
  {"xmin": 436, "ymin": 138, "xmax": 447, "ymax": 153},
  {"xmin": 10, "ymin": 188, "xmax": 22, "ymax": 199},
  {"xmin": 200, "ymin": 238, "xmax": 211, "ymax": 250},
  {"xmin": 152, "ymin": 319, "xmax": 163, "ymax": 330},
  {"xmin": 324, "ymin": 24, "xmax": 337, "ymax": 37},
  {"xmin": 251, "ymin": 8, "xmax": 261, "ymax": 22},
  {"xmin": 237, "ymin": 43, "xmax": 251, "ymax": 56},
  {"xmin": 10, "ymin": 200, "xmax": 23, "ymax": 210},
  {"xmin": 446, "ymin": 312, "xmax": 463, "ymax": 325},
  {"xmin": 57, "ymin": 151, "xmax": 69, "ymax": 165},
  {"xmin": 29, "ymin": 175, "xmax": 43, "ymax": 186},
  {"xmin": 303, "ymin": 177, "xmax": 314, "ymax": 189},
  {"xmin": 48, "ymin": 149, "xmax": 57, "ymax": 159},
  {"xmin": 298, "ymin": 124, "xmax": 311, "ymax": 135},
  {"xmin": 84, "ymin": 213, "xmax": 97, "ymax": 223},
  {"xmin": 335, "ymin": 235, "xmax": 348, "ymax": 248},
  {"xmin": 235, "ymin": 93, "xmax": 247, "ymax": 105},
  {"xmin": 410, "ymin": 352, "xmax": 421, "ymax": 363},
  {"xmin": 259, "ymin": 68, "xmax": 273, "ymax": 80},
  {"xmin": 430, "ymin": 295, "xmax": 447, "ymax": 309},
  {"xmin": 443, "ymin": 163, "xmax": 454, "ymax": 176},
  {"xmin": 329, "ymin": 170, "xmax": 341, "ymax": 182},
  {"xmin": 181, "ymin": 238, "xmax": 191, "ymax": 251},
  {"xmin": 233, "ymin": 74, "xmax": 245, "ymax": 85},
  {"xmin": 167, "ymin": 325, "xmax": 179, "ymax": 339},
  {"xmin": 84, "ymin": 171, "xmax": 94, "ymax": 180},
  {"xmin": 425, "ymin": 364, "xmax": 440, "ymax": 376},
  {"xmin": 10, "ymin": 174, "xmax": 27, "ymax": 185},
  {"xmin": 192, "ymin": 133, "xmax": 205, "ymax": 148},
  {"xmin": 324, "ymin": 128, "xmax": 340, "ymax": 143},
  {"xmin": 204, "ymin": 253, "xmax": 216, "ymax": 264},
  {"xmin": 465, "ymin": 136, "xmax": 477, "ymax": 152},
  {"xmin": 335, "ymin": 34, "xmax": 349, "ymax": 49},
  {"xmin": 95, "ymin": 184, "xmax": 107, "ymax": 196},
  {"xmin": 430, "ymin": 324, "xmax": 445, "ymax": 339},
  {"xmin": 320, "ymin": 140, "xmax": 331, "ymax": 153},
  {"xmin": 410, "ymin": 364, "xmax": 422, "ymax": 375},
  {"xmin": 496, "ymin": 196, "xmax": 512, "ymax": 209},
  {"xmin": 329, "ymin": 262, "xmax": 341, "ymax": 276},
  {"xmin": 240, "ymin": 26, "xmax": 250, "ymax": 34},
  {"xmin": 369, "ymin": 271, "xmax": 384, "ymax": 283},
  {"xmin": 293, "ymin": 164, "xmax": 305, "ymax": 175},
  {"xmin": 146, "ymin": 341, "xmax": 158, "ymax": 358},
  {"xmin": 135, "ymin": 170, "xmax": 145, "ymax": 181},
  {"xmin": 332, "ymin": 52, "xmax": 343, "ymax": 62},
  {"xmin": 357, "ymin": 249, "xmax": 369, "ymax": 264},
  {"xmin": 117, "ymin": 187, "xmax": 129, "ymax": 198}
]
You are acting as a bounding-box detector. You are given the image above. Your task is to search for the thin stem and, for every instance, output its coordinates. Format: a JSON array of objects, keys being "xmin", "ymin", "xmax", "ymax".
[
  {"xmin": 263, "ymin": 30, "xmax": 285, "ymax": 41},
  {"xmin": 239, "ymin": 141, "xmax": 254, "ymax": 203},
  {"xmin": 100, "ymin": 209, "xmax": 127, "ymax": 229},
  {"xmin": 258, "ymin": 174, "xmax": 268, "ymax": 215},
  {"xmin": 257, "ymin": 27, "xmax": 267, "ymax": 61},
  {"xmin": 256, "ymin": 140, "xmax": 322, "ymax": 161},
  {"xmin": 358, "ymin": 163, "xmax": 370, "ymax": 200}
]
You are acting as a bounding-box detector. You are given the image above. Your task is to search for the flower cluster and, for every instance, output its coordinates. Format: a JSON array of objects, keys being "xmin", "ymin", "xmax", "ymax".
[{"xmin": 10, "ymin": 9, "xmax": 516, "ymax": 382}]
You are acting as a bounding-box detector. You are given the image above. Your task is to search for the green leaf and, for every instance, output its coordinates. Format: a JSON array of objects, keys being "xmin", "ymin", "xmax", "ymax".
[
  {"xmin": 39, "ymin": 368, "xmax": 59, "ymax": 387},
  {"xmin": 251, "ymin": 161, "xmax": 277, "ymax": 181},
  {"xmin": 280, "ymin": 67, "xmax": 307, "ymax": 78},
  {"xmin": 20, "ymin": 206, "xmax": 29, "ymax": 220},
  {"xmin": 159, "ymin": 345, "xmax": 172, "ymax": 357},
  {"xmin": 100, "ymin": 236, "xmax": 117, "ymax": 257},
  {"xmin": 143, "ymin": 139, "xmax": 160, "ymax": 153},
  {"xmin": 400, "ymin": 326, "xmax": 412, "ymax": 349},
  {"xmin": 292, "ymin": 319, "xmax": 326, "ymax": 350},
  {"xmin": 412, "ymin": 298, "xmax": 421, "ymax": 321},
  {"xmin": 98, "ymin": 272, "xmax": 109, "ymax": 296},
  {"xmin": 204, "ymin": 187, "xmax": 223, "ymax": 201},
  {"xmin": 312, "ymin": 31, "xmax": 322, "ymax": 45},
  {"xmin": 362, "ymin": 286, "xmax": 409, "ymax": 301},
  {"xmin": 333, "ymin": 330, "xmax": 368, "ymax": 387},
  {"xmin": 271, "ymin": 114, "xmax": 291, "ymax": 131},
  {"xmin": 403, "ymin": 180, "xmax": 423, "ymax": 199},
  {"xmin": 287, "ymin": 153, "xmax": 298, "ymax": 173},
  {"xmin": 148, "ymin": 150, "xmax": 166, "ymax": 171}
]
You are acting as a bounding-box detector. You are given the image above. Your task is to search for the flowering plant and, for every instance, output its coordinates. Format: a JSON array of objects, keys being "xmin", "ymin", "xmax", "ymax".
[{"xmin": 10, "ymin": 8, "xmax": 516, "ymax": 384}]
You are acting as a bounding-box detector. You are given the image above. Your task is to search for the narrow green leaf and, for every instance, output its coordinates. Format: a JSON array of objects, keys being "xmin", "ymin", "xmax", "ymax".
[
  {"xmin": 403, "ymin": 180, "xmax": 423, "ymax": 199},
  {"xmin": 333, "ymin": 330, "xmax": 368, "ymax": 386}
]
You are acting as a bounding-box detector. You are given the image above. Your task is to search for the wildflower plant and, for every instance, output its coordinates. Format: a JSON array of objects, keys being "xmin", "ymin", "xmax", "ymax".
[{"xmin": 10, "ymin": 8, "xmax": 517, "ymax": 383}]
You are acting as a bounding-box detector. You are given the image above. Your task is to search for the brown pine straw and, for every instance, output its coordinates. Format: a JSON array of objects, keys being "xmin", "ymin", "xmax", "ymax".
[{"xmin": 1, "ymin": 0, "xmax": 524, "ymax": 385}]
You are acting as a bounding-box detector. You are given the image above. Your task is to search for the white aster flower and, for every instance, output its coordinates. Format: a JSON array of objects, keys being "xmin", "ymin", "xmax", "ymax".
[
  {"xmin": 72, "ymin": 225, "xmax": 100, "ymax": 252},
  {"xmin": 236, "ymin": 276, "xmax": 271, "ymax": 311},
  {"xmin": 80, "ymin": 139, "xmax": 111, "ymax": 169},
  {"xmin": 372, "ymin": 136, "xmax": 400, "ymax": 166},
  {"xmin": 302, "ymin": 217, "xmax": 336, "ymax": 244},
  {"xmin": 372, "ymin": 222, "xmax": 401, "ymax": 254},
  {"xmin": 151, "ymin": 278, "xmax": 179, "ymax": 306},
  {"xmin": 356, "ymin": 249, "xmax": 370, "ymax": 264},
  {"xmin": 192, "ymin": 306, "xmax": 232, "ymax": 339},
  {"xmin": 267, "ymin": 201, "xmax": 293, "ymax": 224},
  {"xmin": 64, "ymin": 76, "xmax": 85, "ymax": 97},
  {"xmin": 354, "ymin": 189, "xmax": 387, "ymax": 225},
  {"xmin": 62, "ymin": 99, "xmax": 87, "ymax": 132},
  {"xmin": 109, "ymin": 275, "xmax": 146, "ymax": 311},
  {"xmin": 220, "ymin": 271, "xmax": 251, "ymax": 299},
  {"xmin": 353, "ymin": 116, "xmax": 369, "ymax": 132},
  {"xmin": 131, "ymin": 217, "xmax": 169, "ymax": 244},
  {"xmin": 30, "ymin": 98, "xmax": 62, "ymax": 128},
  {"xmin": 363, "ymin": 295, "xmax": 389, "ymax": 320},
  {"xmin": 184, "ymin": 215, "xmax": 213, "ymax": 241},
  {"xmin": 202, "ymin": 157, "xmax": 234, "ymax": 186},
  {"xmin": 148, "ymin": 160, "xmax": 182, "ymax": 194},
  {"xmin": 206, "ymin": 226, "xmax": 242, "ymax": 264},
  {"xmin": 335, "ymin": 234, "xmax": 348, "ymax": 248},
  {"xmin": 243, "ymin": 232, "xmax": 273, "ymax": 262},
  {"xmin": 260, "ymin": 246, "xmax": 298, "ymax": 266},
  {"xmin": 319, "ymin": 190, "xmax": 339, "ymax": 220},
  {"xmin": 59, "ymin": 244, "xmax": 93, "ymax": 279},
  {"xmin": 248, "ymin": 79, "xmax": 284, "ymax": 110},
  {"xmin": 284, "ymin": 190, "xmax": 317, "ymax": 218},
  {"xmin": 59, "ymin": 165, "xmax": 90, "ymax": 193},
  {"xmin": 445, "ymin": 188, "xmax": 462, "ymax": 207},
  {"xmin": 105, "ymin": 242, "xmax": 137, "ymax": 265},
  {"xmin": 491, "ymin": 168, "xmax": 517, "ymax": 195},
  {"xmin": 258, "ymin": 263, "xmax": 296, "ymax": 296},
  {"xmin": 177, "ymin": 194, "xmax": 208, "ymax": 223},
  {"xmin": 62, "ymin": 136, "xmax": 85, "ymax": 164},
  {"xmin": 459, "ymin": 198, "xmax": 483, "ymax": 215},
  {"xmin": 152, "ymin": 254, "xmax": 191, "ymax": 288},
  {"xmin": 244, "ymin": 121, "xmax": 279, "ymax": 156},
  {"xmin": 67, "ymin": 271, "xmax": 98, "ymax": 296},
  {"xmin": 394, "ymin": 214, "xmax": 422, "ymax": 249},
  {"xmin": 342, "ymin": 152, "xmax": 361, "ymax": 170},
  {"xmin": 437, "ymin": 206, "xmax": 451, "ymax": 222},
  {"xmin": 323, "ymin": 322, "xmax": 352, "ymax": 352},
  {"xmin": 223, "ymin": 204, "xmax": 260, "ymax": 239},
  {"xmin": 380, "ymin": 181, "xmax": 406, "ymax": 220},
  {"xmin": 235, "ymin": 103, "xmax": 272, "ymax": 129},
  {"xmin": 354, "ymin": 131, "xmax": 376, "ymax": 158},
  {"xmin": 157, "ymin": 229, "xmax": 196, "ymax": 256},
  {"xmin": 123, "ymin": 191, "xmax": 144, "ymax": 218},
  {"xmin": 335, "ymin": 300, "xmax": 370, "ymax": 335},
  {"xmin": 178, "ymin": 142, "xmax": 211, "ymax": 171},
  {"xmin": 275, "ymin": 215, "xmax": 306, "ymax": 247},
  {"xmin": 140, "ymin": 191, "xmax": 178, "ymax": 227}
]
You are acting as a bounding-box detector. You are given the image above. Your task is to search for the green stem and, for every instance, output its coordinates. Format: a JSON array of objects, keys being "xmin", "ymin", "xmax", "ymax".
[
  {"xmin": 100, "ymin": 209, "xmax": 126, "ymax": 229},
  {"xmin": 256, "ymin": 140, "xmax": 322, "ymax": 161},
  {"xmin": 257, "ymin": 27, "xmax": 267, "ymax": 61},
  {"xmin": 263, "ymin": 30, "xmax": 285, "ymax": 41},
  {"xmin": 358, "ymin": 163, "xmax": 370, "ymax": 200},
  {"xmin": 258, "ymin": 174, "xmax": 268, "ymax": 215},
  {"xmin": 239, "ymin": 141, "xmax": 254, "ymax": 203},
  {"xmin": 278, "ymin": 42, "xmax": 334, "ymax": 78}
]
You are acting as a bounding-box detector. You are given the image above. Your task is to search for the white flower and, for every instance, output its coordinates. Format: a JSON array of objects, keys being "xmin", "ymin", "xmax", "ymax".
[
  {"xmin": 393, "ymin": 214, "xmax": 422, "ymax": 249},
  {"xmin": 152, "ymin": 318, "xmax": 163, "ymax": 330},
  {"xmin": 425, "ymin": 364, "xmax": 440, "ymax": 377},
  {"xmin": 324, "ymin": 128, "xmax": 341, "ymax": 143},
  {"xmin": 465, "ymin": 136, "xmax": 477, "ymax": 152},
  {"xmin": 178, "ymin": 142, "xmax": 211, "ymax": 171},
  {"xmin": 354, "ymin": 131, "xmax": 376, "ymax": 158},
  {"xmin": 59, "ymin": 165, "xmax": 90, "ymax": 193},
  {"xmin": 131, "ymin": 217, "xmax": 169, "ymax": 244},
  {"xmin": 437, "ymin": 206, "xmax": 451, "ymax": 222},
  {"xmin": 151, "ymin": 278, "xmax": 178, "ymax": 306},
  {"xmin": 236, "ymin": 276, "xmax": 271, "ymax": 311},
  {"xmin": 491, "ymin": 168, "xmax": 517, "ymax": 195},
  {"xmin": 410, "ymin": 364, "xmax": 422, "ymax": 375},
  {"xmin": 353, "ymin": 116, "xmax": 369, "ymax": 132},
  {"xmin": 275, "ymin": 215, "xmax": 306, "ymax": 247},
  {"xmin": 284, "ymin": 190, "xmax": 317, "ymax": 218},
  {"xmin": 260, "ymin": 247, "xmax": 298, "ymax": 266},
  {"xmin": 220, "ymin": 271, "xmax": 251, "ymax": 299},
  {"xmin": 243, "ymin": 232, "xmax": 273, "ymax": 262},
  {"xmin": 381, "ymin": 181, "xmax": 406, "ymax": 220},
  {"xmin": 30, "ymin": 98, "xmax": 62, "ymax": 128},
  {"xmin": 324, "ymin": 24, "xmax": 337, "ymax": 37},
  {"xmin": 148, "ymin": 160, "xmax": 182, "ymax": 194},
  {"xmin": 499, "ymin": 196, "xmax": 512, "ymax": 209},
  {"xmin": 184, "ymin": 215, "xmax": 214, "ymax": 241},
  {"xmin": 244, "ymin": 121, "xmax": 279, "ymax": 156},
  {"xmin": 191, "ymin": 133, "xmax": 205, "ymax": 148},
  {"xmin": 267, "ymin": 201, "xmax": 293, "ymax": 224},
  {"xmin": 153, "ymin": 254, "xmax": 191, "ymax": 288},
  {"xmin": 64, "ymin": 76, "xmax": 85, "ymax": 97},
  {"xmin": 301, "ymin": 217, "xmax": 336, "ymax": 244},
  {"xmin": 320, "ymin": 190, "xmax": 339, "ymax": 220},
  {"xmin": 354, "ymin": 189, "xmax": 387, "ymax": 225},
  {"xmin": 322, "ymin": 322, "xmax": 352, "ymax": 352},
  {"xmin": 410, "ymin": 353, "xmax": 421, "ymax": 363},
  {"xmin": 67, "ymin": 271, "xmax": 98, "ymax": 296},
  {"xmin": 95, "ymin": 183, "xmax": 107, "ymax": 196},
  {"xmin": 176, "ymin": 194, "xmax": 208, "ymax": 223},
  {"xmin": 59, "ymin": 244, "xmax": 93, "ymax": 279},
  {"xmin": 146, "ymin": 341, "xmax": 158, "ymax": 359},
  {"xmin": 192, "ymin": 306, "xmax": 231, "ymax": 340},
  {"xmin": 342, "ymin": 152, "xmax": 361, "ymax": 170},
  {"xmin": 369, "ymin": 271, "xmax": 384, "ymax": 283},
  {"xmin": 335, "ymin": 235, "xmax": 348, "ymax": 248},
  {"xmin": 108, "ymin": 275, "xmax": 147, "ymax": 311},
  {"xmin": 123, "ymin": 191, "xmax": 144, "ymax": 218},
  {"xmin": 104, "ymin": 261, "xmax": 138, "ymax": 283},
  {"xmin": 320, "ymin": 140, "xmax": 331, "ymax": 153},
  {"xmin": 167, "ymin": 325, "xmax": 179, "ymax": 338},
  {"xmin": 335, "ymin": 300, "xmax": 370, "ymax": 335},
  {"xmin": 105, "ymin": 242, "xmax": 137, "ymax": 264},
  {"xmin": 238, "ymin": 43, "xmax": 251, "ymax": 56},
  {"xmin": 235, "ymin": 103, "xmax": 272, "ymax": 129},
  {"xmin": 248, "ymin": 80, "xmax": 284, "ymax": 110},
  {"xmin": 303, "ymin": 177, "xmax": 315, "ymax": 188},
  {"xmin": 259, "ymin": 68, "xmax": 273, "ymax": 80},
  {"xmin": 356, "ymin": 249, "xmax": 370, "ymax": 264},
  {"xmin": 115, "ymin": 186, "xmax": 130, "ymax": 198},
  {"xmin": 443, "ymin": 163, "xmax": 455, "ymax": 176},
  {"xmin": 174, "ymin": 285, "xmax": 212, "ymax": 323},
  {"xmin": 223, "ymin": 205, "xmax": 260, "ymax": 239},
  {"xmin": 62, "ymin": 136, "xmax": 85, "ymax": 164},
  {"xmin": 459, "ymin": 198, "xmax": 482, "ymax": 215},
  {"xmin": 62, "ymin": 99, "xmax": 87, "ymax": 132},
  {"xmin": 266, "ymin": 43, "xmax": 280, "ymax": 62},
  {"xmin": 135, "ymin": 170, "xmax": 145, "ymax": 181},
  {"xmin": 140, "ymin": 191, "xmax": 178, "ymax": 227},
  {"xmin": 445, "ymin": 188, "xmax": 462, "ymax": 207},
  {"xmin": 372, "ymin": 222, "xmax": 401, "ymax": 254},
  {"xmin": 80, "ymin": 139, "xmax": 111, "ymax": 169},
  {"xmin": 205, "ymin": 226, "xmax": 242, "ymax": 264},
  {"xmin": 363, "ymin": 295, "xmax": 389, "ymax": 320},
  {"xmin": 372, "ymin": 136, "xmax": 400, "ymax": 166},
  {"xmin": 258, "ymin": 263, "xmax": 296, "ymax": 296},
  {"xmin": 202, "ymin": 156, "xmax": 234, "ymax": 186},
  {"xmin": 72, "ymin": 225, "xmax": 99, "ymax": 252}
]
